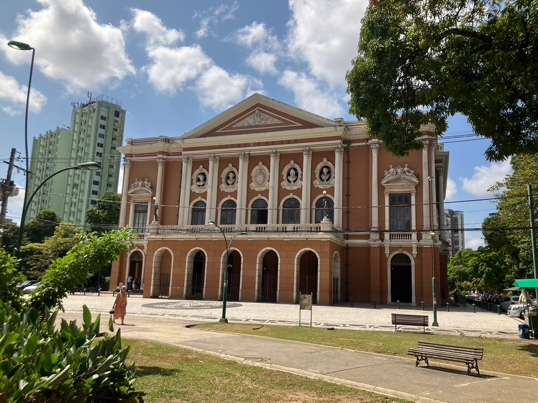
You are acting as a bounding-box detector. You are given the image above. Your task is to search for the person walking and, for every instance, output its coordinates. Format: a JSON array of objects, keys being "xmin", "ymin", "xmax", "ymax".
[{"xmin": 112, "ymin": 285, "xmax": 128, "ymax": 325}]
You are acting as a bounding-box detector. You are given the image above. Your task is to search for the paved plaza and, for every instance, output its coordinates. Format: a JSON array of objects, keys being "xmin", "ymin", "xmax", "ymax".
[{"xmin": 59, "ymin": 294, "xmax": 538, "ymax": 403}]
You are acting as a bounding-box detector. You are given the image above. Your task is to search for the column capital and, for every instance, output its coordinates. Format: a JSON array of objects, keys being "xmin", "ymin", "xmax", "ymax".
[{"xmin": 303, "ymin": 148, "xmax": 312, "ymax": 158}]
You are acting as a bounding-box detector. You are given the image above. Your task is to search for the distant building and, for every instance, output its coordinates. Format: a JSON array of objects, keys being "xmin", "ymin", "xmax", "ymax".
[
  {"xmin": 111, "ymin": 93, "xmax": 450, "ymax": 307},
  {"xmin": 27, "ymin": 95, "xmax": 125, "ymax": 226},
  {"xmin": 444, "ymin": 209, "xmax": 465, "ymax": 257}
]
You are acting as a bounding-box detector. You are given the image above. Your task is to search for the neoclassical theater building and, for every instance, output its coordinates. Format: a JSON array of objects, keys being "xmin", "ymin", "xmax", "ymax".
[{"xmin": 111, "ymin": 94, "xmax": 449, "ymax": 307}]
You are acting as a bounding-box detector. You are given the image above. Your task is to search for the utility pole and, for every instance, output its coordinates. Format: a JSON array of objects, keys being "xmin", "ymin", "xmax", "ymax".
[
  {"xmin": 0, "ymin": 148, "xmax": 17, "ymax": 226},
  {"xmin": 527, "ymin": 185, "xmax": 538, "ymax": 298}
]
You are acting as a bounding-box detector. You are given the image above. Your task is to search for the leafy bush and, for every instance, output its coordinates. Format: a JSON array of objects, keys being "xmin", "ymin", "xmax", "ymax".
[{"xmin": 0, "ymin": 303, "xmax": 144, "ymax": 402}]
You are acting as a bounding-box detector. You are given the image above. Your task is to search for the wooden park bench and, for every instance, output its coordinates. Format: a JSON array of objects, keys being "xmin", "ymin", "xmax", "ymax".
[
  {"xmin": 391, "ymin": 313, "xmax": 428, "ymax": 332},
  {"xmin": 408, "ymin": 341, "xmax": 484, "ymax": 375}
]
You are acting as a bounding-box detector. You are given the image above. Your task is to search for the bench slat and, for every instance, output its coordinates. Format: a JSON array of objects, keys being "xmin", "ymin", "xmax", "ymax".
[{"xmin": 391, "ymin": 313, "xmax": 428, "ymax": 333}]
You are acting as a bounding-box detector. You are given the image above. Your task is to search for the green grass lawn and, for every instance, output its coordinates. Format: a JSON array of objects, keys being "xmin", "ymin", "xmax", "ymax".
[{"xmin": 126, "ymin": 339, "xmax": 410, "ymax": 403}]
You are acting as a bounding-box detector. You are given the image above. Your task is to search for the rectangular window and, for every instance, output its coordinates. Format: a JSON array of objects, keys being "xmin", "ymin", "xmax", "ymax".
[
  {"xmin": 96, "ymin": 152, "xmax": 103, "ymax": 157},
  {"xmin": 389, "ymin": 194, "xmax": 411, "ymax": 231},
  {"xmin": 97, "ymin": 142, "xmax": 103, "ymax": 148},
  {"xmin": 133, "ymin": 203, "xmax": 148, "ymax": 233},
  {"xmin": 100, "ymin": 115, "xmax": 107, "ymax": 121},
  {"xmin": 93, "ymin": 180, "xmax": 100, "ymax": 186},
  {"xmin": 92, "ymin": 190, "xmax": 98, "ymax": 195},
  {"xmin": 98, "ymin": 133, "xmax": 105, "ymax": 139},
  {"xmin": 114, "ymin": 110, "xmax": 120, "ymax": 118},
  {"xmin": 99, "ymin": 124, "xmax": 106, "ymax": 129},
  {"xmin": 108, "ymin": 173, "xmax": 114, "ymax": 178},
  {"xmin": 90, "ymin": 200, "xmax": 97, "ymax": 206}
]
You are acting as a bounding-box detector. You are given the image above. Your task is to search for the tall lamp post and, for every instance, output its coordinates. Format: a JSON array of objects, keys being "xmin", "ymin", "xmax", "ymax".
[
  {"xmin": 7, "ymin": 40, "xmax": 35, "ymax": 258},
  {"xmin": 430, "ymin": 231, "xmax": 439, "ymax": 327},
  {"xmin": 209, "ymin": 220, "xmax": 246, "ymax": 323},
  {"xmin": 15, "ymin": 162, "xmax": 101, "ymax": 257}
]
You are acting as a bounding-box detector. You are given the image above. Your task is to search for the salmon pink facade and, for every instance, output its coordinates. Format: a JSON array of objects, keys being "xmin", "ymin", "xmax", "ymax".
[{"xmin": 111, "ymin": 94, "xmax": 449, "ymax": 307}]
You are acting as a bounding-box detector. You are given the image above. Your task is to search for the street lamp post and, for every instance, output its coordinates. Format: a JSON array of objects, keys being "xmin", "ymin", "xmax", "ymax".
[
  {"xmin": 7, "ymin": 40, "xmax": 35, "ymax": 258},
  {"xmin": 209, "ymin": 220, "xmax": 246, "ymax": 323},
  {"xmin": 430, "ymin": 231, "xmax": 439, "ymax": 327},
  {"xmin": 15, "ymin": 162, "xmax": 101, "ymax": 257}
]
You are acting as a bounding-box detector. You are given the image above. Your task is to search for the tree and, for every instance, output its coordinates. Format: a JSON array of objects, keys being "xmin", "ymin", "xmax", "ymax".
[
  {"xmin": 28, "ymin": 228, "xmax": 137, "ymax": 311},
  {"xmin": 483, "ymin": 153, "xmax": 538, "ymax": 279},
  {"xmin": 24, "ymin": 210, "xmax": 60, "ymax": 244},
  {"xmin": 346, "ymin": 0, "xmax": 538, "ymax": 161},
  {"xmin": 86, "ymin": 191, "xmax": 122, "ymax": 232},
  {"xmin": 20, "ymin": 223, "xmax": 84, "ymax": 279},
  {"xmin": 0, "ymin": 223, "xmax": 19, "ymax": 254}
]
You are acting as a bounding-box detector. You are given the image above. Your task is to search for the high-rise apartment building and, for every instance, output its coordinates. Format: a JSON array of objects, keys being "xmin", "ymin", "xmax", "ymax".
[
  {"xmin": 444, "ymin": 209, "xmax": 465, "ymax": 257},
  {"xmin": 28, "ymin": 95, "xmax": 125, "ymax": 226}
]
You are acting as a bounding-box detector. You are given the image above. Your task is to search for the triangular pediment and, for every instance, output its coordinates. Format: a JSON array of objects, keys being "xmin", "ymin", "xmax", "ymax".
[{"xmin": 183, "ymin": 93, "xmax": 337, "ymax": 139}]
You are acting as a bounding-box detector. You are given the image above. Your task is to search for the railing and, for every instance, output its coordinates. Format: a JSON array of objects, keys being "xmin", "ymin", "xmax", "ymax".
[
  {"xmin": 146, "ymin": 223, "xmax": 332, "ymax": 236},
  {"xmin": 389, "ymin": 232, "xmax": 413, "ymax": 241}
]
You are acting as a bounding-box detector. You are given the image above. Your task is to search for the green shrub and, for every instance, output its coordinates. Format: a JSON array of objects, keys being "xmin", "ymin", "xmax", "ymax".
[{"xmin": 0, "ymin": 303, "xmax": 144, "ymax": 402}]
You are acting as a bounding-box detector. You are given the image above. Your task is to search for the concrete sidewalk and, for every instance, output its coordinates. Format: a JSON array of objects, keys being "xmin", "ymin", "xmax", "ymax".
[{"xmin": 60, "ymin": 295, "xmax": 538, "ymax": 403}]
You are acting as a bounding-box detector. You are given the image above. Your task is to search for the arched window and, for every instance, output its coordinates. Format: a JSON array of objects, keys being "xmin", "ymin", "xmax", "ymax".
[
  {"xmin": 191, "ymin": 201, "xmax": 206, "ymax": 225},
  {"xmin": 220, "ymin": 200, "xmax": 237, "ymax": 225},
  {"xmin": 314, "ymin": 197, "xmax": 334, "ymax": 223},
  {"xmin": 251, "ymin": 199, "xmax": 268, "ymax": 224},
  {"xmin": 282, "ymin": 198, "xmax": 301, "ymax": 224}
]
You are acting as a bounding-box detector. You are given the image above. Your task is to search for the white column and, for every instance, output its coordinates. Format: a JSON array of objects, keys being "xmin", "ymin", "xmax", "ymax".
[
  {"xmin": 370, "ymin": 143, "xmax": 379, "ymax": 230},
  {"xmin": 269, "ymin": 150, "xmax": 280, "ymax": 224},
  {"xmin": 334, "ymin": 145, "xmax": 344, "ymax": 228},
  {"xmin": 237, "ymin": 152, "xmax": 249, "ymax": 225},
  {"xmin": 119, "ymin": 160, "xmax": 131, "ymax": 227},
  {"xmin": 384, "ymin": 190, "xmax": 390, "ymax": 241},
  {"xmin": 301, "ymin": 148, "xmax": 312, "ymax": 224},
  {"xmin": 422, "ymin": 141, "xmax": 430, "ymax": 232},
  {"xmin": 411, "ymin": 192, "xmax": 417, "ymax": 241},
  {"xmin": 436, "ymin": 167, "xmax": 444, "ymax": 233},
  {"xmin": 155, "ymin": 158, "xmax": 164, "ymax": 214},
  {"xmin": 178, "ymin": 157, "xmax": 187, "ymax": 226},
  {"xmin": 179, "ymin": 157, "xmax": 192, "ymax": 226},
  {"xmin": 207, "ymin": 155, "xmax": 219, "ymax": 223}
]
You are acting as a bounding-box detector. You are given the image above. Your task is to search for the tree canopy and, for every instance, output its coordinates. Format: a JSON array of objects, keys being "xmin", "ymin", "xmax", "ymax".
[
  {"xmin": 24, "ymin": 210, "xmax": 60, "ymax": 244},
  {"xmin": 346, "ymin": 0, "xmax": 538, "ymax": 161},
  {"xmin": 85, "ymin": 191, "xmax": 121, "ymax": 232}
]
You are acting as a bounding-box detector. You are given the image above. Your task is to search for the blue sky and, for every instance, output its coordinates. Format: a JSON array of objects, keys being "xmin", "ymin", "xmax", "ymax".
[{"xmin": 0, "ymin": 0, "xmax": 512, "ymax": 249}]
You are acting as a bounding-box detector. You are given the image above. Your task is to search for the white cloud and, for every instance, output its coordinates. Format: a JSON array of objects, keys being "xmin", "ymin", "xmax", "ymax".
[
  {"xmin": 445, "ymin": 177, "xmax": 457, "ymax": 201},
  {"xmin": 246, "ymin": 52, "xmax": 278, "ymax": 75},
  {"xmin": 286, "ymin": 0, "xmax": 368, "ymax": 88},
  {"xmin": 466, "ymin": 235, "xmax": 485, "ymax": 250},
  {"xmin": 2, "ymin": 0, "xmax": 135, "ymax": 93},
  {"xmin": 195, "ymin": 66, "xmax": 262, "ymax": 111},
  {"xmin": 236, "ymin": 22, "xmax": 270, "ymax": 48},
  {"xmin": 278, "ymin": 70, "xmax": 344, "ymax": 118},
  {"xmin": 462, "ymin": 159, "xmax": 513, "ymax": 196},
  {"xmin": 145, "ymin": 45, "xmax": 212, "ymax": 94},
  {"xmin": 131, "ymin": 9, "xmax": 185, "ymax": 47},
  {"xmin": 194, "ymin": 1, "xmax": 239, "ymax": 38},
  {"xmin": 0, "ymin": 71, "xmax": 47, "ymax": 114}
]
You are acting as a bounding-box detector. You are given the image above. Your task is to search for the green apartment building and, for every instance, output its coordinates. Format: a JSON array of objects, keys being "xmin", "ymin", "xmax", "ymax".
[{"xmin": 28, "ymin": 95, "xmax": 125, "ymax": 227}]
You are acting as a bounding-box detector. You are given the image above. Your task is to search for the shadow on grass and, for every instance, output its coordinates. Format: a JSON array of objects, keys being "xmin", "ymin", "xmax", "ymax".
[
  {"xmin": 517, "ymin": 343, "xmax": 538, "ymax": 358},
  {"xmin": 136, "ymin": 366, "xmax": 182, "ymax": 377}
]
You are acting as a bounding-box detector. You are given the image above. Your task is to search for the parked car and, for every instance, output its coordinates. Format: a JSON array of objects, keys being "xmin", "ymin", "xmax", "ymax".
[
  {"xmin": 507, "ymin": 304, "xmax": 525, "ymax": 318},
  {"xmin": 501, "ymin": 295, "xmax": 520, "ymax": 312},
  {"xmin": 17, "ymin": 280, "xmax": 39, "ymax": 290},
  {"xmin": 22, "ymin": 282, "xmax": 42, "ymax": 294}
]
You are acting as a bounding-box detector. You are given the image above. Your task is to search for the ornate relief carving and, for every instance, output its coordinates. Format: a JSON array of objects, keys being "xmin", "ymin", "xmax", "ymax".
[
  {"xmin": 233, "ymin": 109, "xmax": 283, "ymax": 127},
  {"xmin": 128, "ymin": 178, "xmax": 154, "ymax": 201},
  {"xmin": 250, "ymin": 162, "xmax": 270, "ymax": 191},
  {"xmin": 313, "ymin": 157, "xmax": 335, "ymax": 189},
  {"xmin": 281, "ymin": 160, "xmax": 302, "ymax": 190},
  {"xmin": 191, "ymin": 165, "xmax": 209, "ymax": 194},
  {"xmin": 220, "ymin": 163, "xmax": 239, "ymax": 192},
  {"xmin": 381, "ymin": 164, "xmax": 419, "ymax": 192}
]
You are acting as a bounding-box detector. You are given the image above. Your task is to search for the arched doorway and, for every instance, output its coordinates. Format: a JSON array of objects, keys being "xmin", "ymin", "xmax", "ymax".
[
  {"xmin": 152, "ymin": 249, "xmax": 172, "ymax": 298},
  {"xmin": 299, "ymin": 251, "xmax": 318, "ymax": 304},
  {"xmin": 390, "ymin": 253, "xmax": 412, "ymax": 303},
  {"xmin": 226, "ymin": 249, "xmax": 242, "ymax": 301},
  {"xmin": 187, "ymin": 251, "xmax": 205, "ymax": 299},
  {"xmin": 128, "ymin": 251, "xmax": 143, "ymax": 290},
  {"xmin": 259, "ymin": 250, "xmax": 278, "ymax": 302}
]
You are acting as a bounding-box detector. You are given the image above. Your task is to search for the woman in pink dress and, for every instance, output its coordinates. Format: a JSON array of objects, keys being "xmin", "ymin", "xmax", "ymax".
[{"xmin": 113, "ymin": 285, "xmax": 128, "ymax": 325}]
